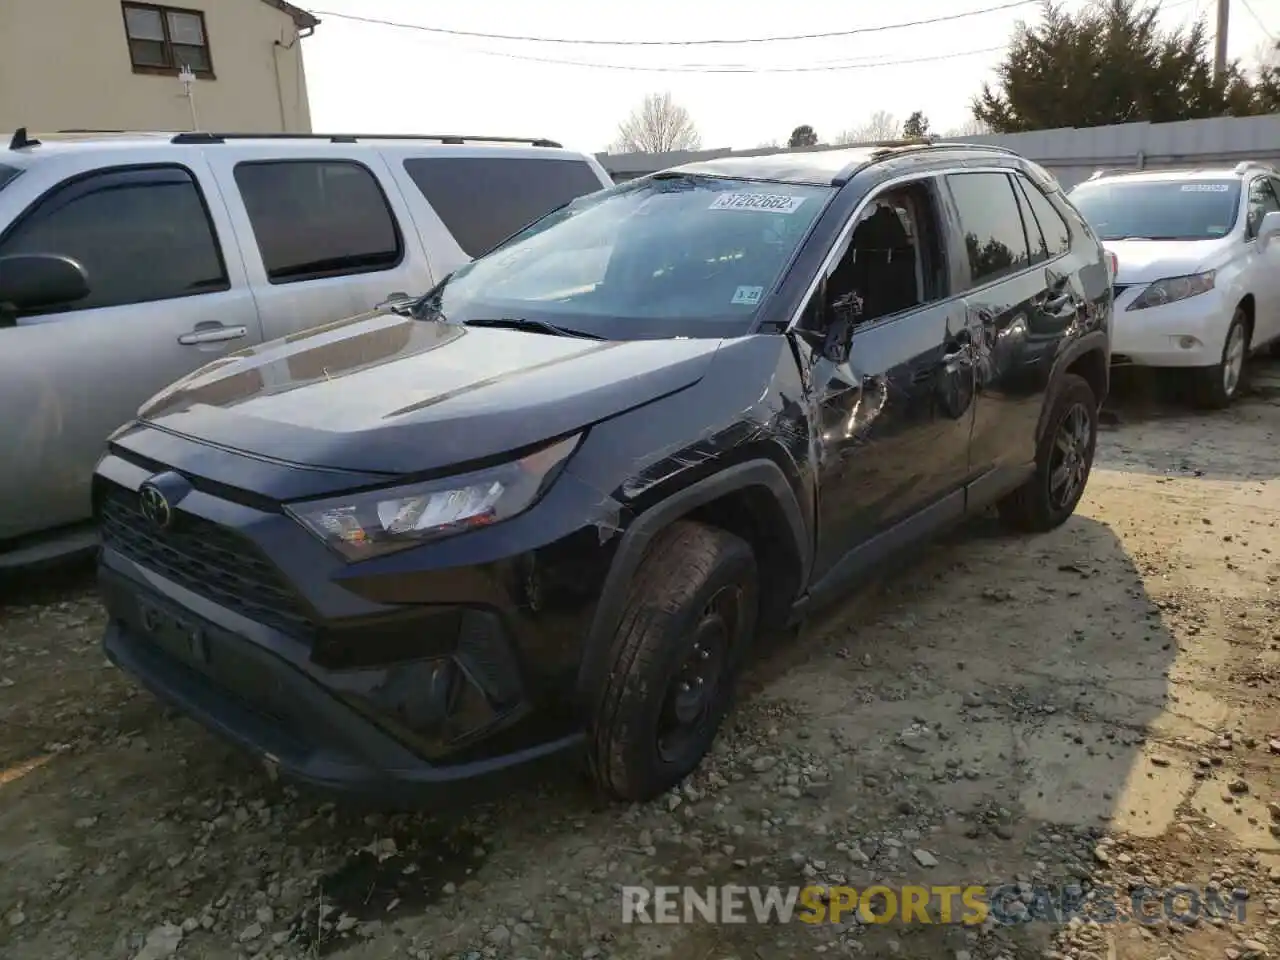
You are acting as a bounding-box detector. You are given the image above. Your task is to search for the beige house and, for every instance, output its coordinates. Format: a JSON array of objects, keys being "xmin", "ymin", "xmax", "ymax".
[{"xmin": 0, "ymin": 0, "xmax": 318, "ymax": 135}]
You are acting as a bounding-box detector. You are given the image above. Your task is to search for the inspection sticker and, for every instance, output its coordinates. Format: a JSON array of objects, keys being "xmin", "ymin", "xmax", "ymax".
[
  {"xmin": 731, "ymin": 285, "xmax": 764, "ymax": 305},
  {"xmin": 710, "ymin": 192, "xmax": 807, "ymax": 213},
  {"xmin": 1181, "ymin": 183, "xmax": 1230, "ymax": 192}
]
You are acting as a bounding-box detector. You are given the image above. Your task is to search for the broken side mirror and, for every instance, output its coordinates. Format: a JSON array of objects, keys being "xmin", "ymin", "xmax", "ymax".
[
  {"xmin": 0, "ymin": 253, "xmax": 90, "ymax": 327},
  {"xmin": 793, "ymin": 285, "xmax": 858, "ymax": 364}
]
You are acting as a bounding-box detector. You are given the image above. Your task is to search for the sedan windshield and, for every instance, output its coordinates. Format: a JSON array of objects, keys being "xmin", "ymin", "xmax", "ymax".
[
  {"xmin": 420, "ymin": 174, "xmax": 834, "ymax": 339},
  {"xmin": 1068, "ymin": 179, "xmax": 1241, "ymax": 241}
]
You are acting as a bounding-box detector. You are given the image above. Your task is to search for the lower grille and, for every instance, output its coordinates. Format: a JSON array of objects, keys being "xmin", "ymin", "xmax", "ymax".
[{"xmin": 99, "ymin": 486, "xmax": 314, "ymax": 637}]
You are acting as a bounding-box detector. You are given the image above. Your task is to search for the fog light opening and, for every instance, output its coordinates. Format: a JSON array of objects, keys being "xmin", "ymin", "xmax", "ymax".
[{"xmin": 1178, "ymin": 336, "xmax": 1201, "ymax": 350}]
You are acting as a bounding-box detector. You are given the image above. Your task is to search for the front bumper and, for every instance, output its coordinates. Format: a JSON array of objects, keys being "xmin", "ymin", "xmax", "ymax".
[
  {"xmin": 1109, "ymin": 285, "xmax": 1232, "ymax": 368},
  {"xmin": 100, "ymin": 565, "xmax": 582, "ymax": 801},
  {"xmin": 92, "ymin": 439, "xmax": 609, "ymax": 803}
]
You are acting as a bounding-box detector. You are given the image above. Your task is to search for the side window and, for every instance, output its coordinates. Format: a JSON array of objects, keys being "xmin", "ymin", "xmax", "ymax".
[
  {"xmin": 1246, "ymin": 177, "xmax": 1280, "ymax": 239},
  {"xmin": 0, "ymin": 165, "xmax": 227, "ymax": 318},
  {"xmin": 404, "ymin": 157, "xmax": 605, "ymax": 258},
  {"xmin": 945, "ymin": 172, "xmax": 1032, "ymax": 286},
  {"xmin": 233, "ymin": 160, "xmax": 403, "ymax": 284},
  {"xmin": 1013, "ymin": 174, "xmax": 1071, "ymax": 262},
  {"xmin": 809, "ymin": 178, "xmax": 949, "ymax": 330}
]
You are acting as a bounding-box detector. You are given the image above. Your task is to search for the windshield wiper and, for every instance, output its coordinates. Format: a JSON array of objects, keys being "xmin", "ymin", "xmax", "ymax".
[{"xmin": 464, "ymin": 317, "xmax": 602, "ymax": 339}]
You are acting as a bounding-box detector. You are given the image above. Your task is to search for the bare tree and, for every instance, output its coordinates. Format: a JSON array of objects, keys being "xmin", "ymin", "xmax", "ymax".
[
  {"xmin": 833, "ymin": 110, "xmax": 900, "ymax": 145},
  {"xmin": 610, "ymin": 92, "xmax": 702, "ymax": 153},
  {"xmin": 1253, "ymin": 39, "xmax": 1280, "ymax": 73},
  {"xmin": 943, "ymin": 116, "xmax": 994, "ymax": 137},
  {"xmin": 755, "ymin": 138, "xmax": 782, "ymax": 149}
]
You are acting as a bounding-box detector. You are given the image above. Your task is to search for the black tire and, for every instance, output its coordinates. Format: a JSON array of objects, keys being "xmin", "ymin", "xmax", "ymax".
[
  {"xmin": 997, "ymin": 373, "xmax": 1098, "ymax": 533},
  {"xmin": 588, "ymin": 520, "xmax": 758, "ymax": 802},
  {"xmin": 1192, "ymin": 308, "xmax": 1249, "ymax": 409}
]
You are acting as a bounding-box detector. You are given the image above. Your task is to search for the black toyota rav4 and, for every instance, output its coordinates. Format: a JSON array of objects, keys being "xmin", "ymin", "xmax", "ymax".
[{"xmin": 95, "ymin": 141, "xmax": 1111, "ymax": 803}]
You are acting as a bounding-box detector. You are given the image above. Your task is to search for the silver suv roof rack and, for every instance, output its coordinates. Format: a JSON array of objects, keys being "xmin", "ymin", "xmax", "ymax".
[{"xmin": 169, "ymin": 132, "xmax": 564, "ymax": 148}]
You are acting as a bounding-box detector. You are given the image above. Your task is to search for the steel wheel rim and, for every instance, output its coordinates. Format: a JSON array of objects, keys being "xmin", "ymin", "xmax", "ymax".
[
  {"xmin": 1047, "ymin": 402, "xmax": 1092, "ymax": 511},
  {"xmin": 656, "ymin": 585, "xmax": 742, "ymax": 764},
  {"xmin": 1223, "ymin": 321, "xmax": 1246, "ymax": 396}
]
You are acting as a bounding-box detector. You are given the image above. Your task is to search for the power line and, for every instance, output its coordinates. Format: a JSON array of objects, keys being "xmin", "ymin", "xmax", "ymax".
[
  {"xmin": 1238, "ymin": 0, "xmax": 1276, "ymax": 39},
  {"xmin": 305, "ymin": 1, "xmax": 1040, "ymax": 47},
  {"xmin": 302, "ymin": 0, "xmax": 1198, "ymax": 74},
  {"xmin": 317, "ymin": 35, "xmax": 1011, "ymax": 73}
]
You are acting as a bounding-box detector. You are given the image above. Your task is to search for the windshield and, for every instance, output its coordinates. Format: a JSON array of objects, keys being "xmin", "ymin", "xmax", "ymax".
[
  {"xmin": 0, "ymin": 164, "xmax": 19, "ymax": 192},
  {"xmin": 420, "ymin": 174, "xmax": 834, "ymax": 339},
  {"xmin": 1068, "ymin": 179, "xmax": 1241, "ymax": 241}
]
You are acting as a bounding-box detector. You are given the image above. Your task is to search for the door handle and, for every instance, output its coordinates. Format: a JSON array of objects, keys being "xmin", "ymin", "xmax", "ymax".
[{"xmin": 178, "ymin": 325, "xmax": 247, "ymax": 346}]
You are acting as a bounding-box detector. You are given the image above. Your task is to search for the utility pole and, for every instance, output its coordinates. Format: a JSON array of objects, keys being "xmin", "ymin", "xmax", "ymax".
[{"xmin": 1213, "ymin": 0, "xmax": 1230, "ymax": 79}]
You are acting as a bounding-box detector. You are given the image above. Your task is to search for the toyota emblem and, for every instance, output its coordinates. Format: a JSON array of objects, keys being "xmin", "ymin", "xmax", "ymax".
[{"xmin": 138, "ymin": 483, "xmax": 173, "ymax": 530}]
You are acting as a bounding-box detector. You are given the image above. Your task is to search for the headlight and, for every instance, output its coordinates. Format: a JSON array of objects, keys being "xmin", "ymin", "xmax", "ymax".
[
  {"xmin": 1127, "ymin": 270, "xmax": 1215, "ymax": 311},
  {"xmin": 286, "ymin": 433, "xmax": 582, "ymax": 562}
]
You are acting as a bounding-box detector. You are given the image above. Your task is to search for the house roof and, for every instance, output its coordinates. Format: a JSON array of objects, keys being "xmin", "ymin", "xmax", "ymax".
[{"xmin": 258, "ymin": 0, "xmax": 320, "ymax": 30}]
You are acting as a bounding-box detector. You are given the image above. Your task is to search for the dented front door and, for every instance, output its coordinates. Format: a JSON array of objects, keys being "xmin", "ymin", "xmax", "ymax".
[{"xmin": 804, "ymin": 295, "xmax": 976, "ymax": 581}]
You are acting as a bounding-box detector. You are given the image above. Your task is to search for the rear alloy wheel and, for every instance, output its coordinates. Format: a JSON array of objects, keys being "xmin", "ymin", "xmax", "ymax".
[
  {"xmin": 1193, "ymin": 309, "xmax": 1249, "ymax": 409},
  {"xmin": 997, "ymin": 373, "xmax": 1098, "ymax": 533},
  {"xmin": 588, "ymin": 521, "xmax": 758, "ymax": 802}
]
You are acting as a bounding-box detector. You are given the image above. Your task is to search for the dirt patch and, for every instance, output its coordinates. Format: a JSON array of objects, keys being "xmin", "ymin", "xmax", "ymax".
[{"xmin": 2, "ymin": 360, "xmax": 1278, "ymax": 960}]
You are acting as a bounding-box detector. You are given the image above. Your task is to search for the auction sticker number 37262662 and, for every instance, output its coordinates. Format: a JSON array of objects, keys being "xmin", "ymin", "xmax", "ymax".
[{"xmin": 710, "ymin": 193, "xmax": 808, "ymax": 213}]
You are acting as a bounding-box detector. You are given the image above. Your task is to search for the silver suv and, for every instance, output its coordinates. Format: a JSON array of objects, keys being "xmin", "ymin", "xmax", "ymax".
[{"xmin": 0, "ymin": 129, "xmax": 612, "ymax": 568}]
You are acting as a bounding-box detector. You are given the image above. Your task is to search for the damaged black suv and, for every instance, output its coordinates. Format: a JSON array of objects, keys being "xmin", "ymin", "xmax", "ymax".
[{"xmin": 95, "ymin": 141, "xmax": 1111, "ymax": 802}]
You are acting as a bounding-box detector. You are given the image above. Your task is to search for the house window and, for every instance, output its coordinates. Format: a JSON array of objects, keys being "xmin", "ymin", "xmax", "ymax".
[{"xmin": 122, "ymin": 3, "xmax": 214, "ymax": 77}]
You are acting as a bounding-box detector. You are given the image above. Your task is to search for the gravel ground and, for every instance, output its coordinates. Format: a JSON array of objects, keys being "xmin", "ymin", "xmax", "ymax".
[{"xmin": 2, "ymin": 360, "xmax": 1279, "ymax": 960}]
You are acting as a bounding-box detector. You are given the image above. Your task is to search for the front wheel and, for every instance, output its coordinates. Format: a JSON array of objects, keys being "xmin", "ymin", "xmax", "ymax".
[
  {"xmin": 588, "ymin": 521, "xmax": 758, "ymax": 802},
  {"xmin": 1192, "ymin": 308, "xmax": 1249, "ymax": 409},
  {"xmin": 998, "ymin": 373, "xmax": 1098, "ymax": 533}
]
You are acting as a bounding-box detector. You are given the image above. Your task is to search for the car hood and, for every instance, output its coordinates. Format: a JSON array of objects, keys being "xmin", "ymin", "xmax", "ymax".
[
  {"xmin": 1105, "ymin": 238, "xmax": 1231, "ymax": 285},
  {"xmin": 139, "ymin": 310, "xmax": 723, "ymax": 475}
]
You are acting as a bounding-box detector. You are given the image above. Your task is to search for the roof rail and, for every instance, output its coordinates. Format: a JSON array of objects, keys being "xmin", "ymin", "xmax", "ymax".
[
  {"xmin": 834, "ymin": 139, "xmax": 1021, "ymax": 185},
  {"xmin": 1233, "ymin": 159, "xmax": 1276, "ymax": 175},
  {"xmin": 170, "ymin": 132, "xmax": 564, "ymax": 148},
  {"xmin": 1087, "ymin": 167, "xmax": 1146, "ymax": 181}
]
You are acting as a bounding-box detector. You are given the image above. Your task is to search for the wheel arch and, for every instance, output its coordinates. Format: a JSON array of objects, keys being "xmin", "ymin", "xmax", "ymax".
[
  {"xmin": 1035, "ymin": 331, "xmax": 1109, "ymax": 448},
  {"xmin": 1237, "ymin": 293, "xmax": 1256, "ymax": 347},
  {"xmin": 575, "ymin": 460, "xmax": 810, "ymax": 714}
]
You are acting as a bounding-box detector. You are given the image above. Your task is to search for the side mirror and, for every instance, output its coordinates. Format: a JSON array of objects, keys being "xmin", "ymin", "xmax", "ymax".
[
  {"xmin": 0, "ymin": 253, "xmax": 90, "ymax": 324},
  {"xmin": 1257, "ymin": 211, "xmax": 1280, "ymax": 248}
]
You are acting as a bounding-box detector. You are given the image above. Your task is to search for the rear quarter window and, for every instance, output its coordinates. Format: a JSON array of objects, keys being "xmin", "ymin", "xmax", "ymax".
[
  {"xmin": 0, "ymin": 164, "xmax": 19, "ymax": 192},
  {"xmin": 404, "ymin": 156, "xmax": 606, "ymax": 258}
]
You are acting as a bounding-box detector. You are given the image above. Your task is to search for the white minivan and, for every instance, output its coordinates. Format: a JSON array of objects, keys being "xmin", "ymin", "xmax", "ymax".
[{"xmin": 0, "ymin": 129, "xmax": 613, "ymax": 567}]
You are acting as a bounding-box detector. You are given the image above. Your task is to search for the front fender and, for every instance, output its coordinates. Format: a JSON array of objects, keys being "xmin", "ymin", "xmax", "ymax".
[{"xmin": 573, "ymin": 459, "xmax": 809, "ymax": 713}]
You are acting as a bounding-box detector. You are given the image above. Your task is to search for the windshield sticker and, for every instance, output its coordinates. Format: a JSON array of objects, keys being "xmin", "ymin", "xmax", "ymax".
[
  {"xmin": 731, "ymin": 285, "xmax": 764, "ymax": 305},
  {"xmin": 710, "ymin": 193, "xmax": 807, "ymax": 214},
  {"xmin": 1181, "ymin": 184, "xmax": 1230, "ymax": 192}
]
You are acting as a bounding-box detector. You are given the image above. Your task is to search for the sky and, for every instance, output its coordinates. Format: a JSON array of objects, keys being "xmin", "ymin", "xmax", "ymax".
[{"xmin": 299, "ymin": 0, "xmax": 1279, "ymax": 155}]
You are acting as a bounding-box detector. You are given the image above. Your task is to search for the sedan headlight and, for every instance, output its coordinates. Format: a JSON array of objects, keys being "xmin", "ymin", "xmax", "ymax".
[
  {"xmin": 286, "ymin": 433, "xmax": 582, "ymax": 562},
  {"xmin": 1127, "ymin": 270, "xmax": 1215, "ymax": 311}
]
